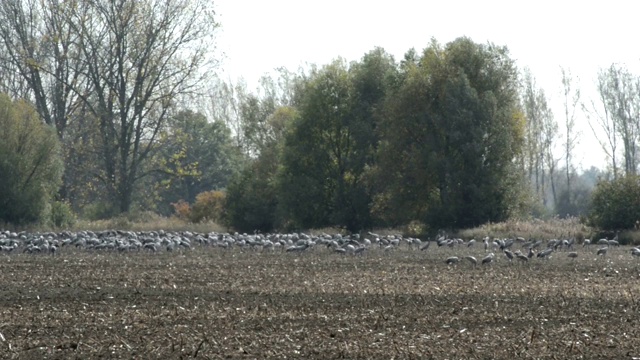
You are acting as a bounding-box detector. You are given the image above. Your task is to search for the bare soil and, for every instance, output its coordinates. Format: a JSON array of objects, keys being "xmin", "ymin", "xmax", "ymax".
[{"xmin": 0, "ymin": 245, "xmax": 639, "ymax": 359}]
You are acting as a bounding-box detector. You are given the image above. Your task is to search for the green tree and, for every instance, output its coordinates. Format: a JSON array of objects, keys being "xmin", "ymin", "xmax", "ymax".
[
  {"xmin": 376, "ymin": 38, "xmax": 523, "ymax": 229},
  {"xmin": 278, "ymin": 50, "xmax": 395, "ymax": 231},
  {"xmin": 154, "ymin": 110, "xmax": 240, "ymax": 215},
  {"xmin": 225, "ymin": 106, "xmax": 298, "ymax": 232},
  {"xmin": 0, "ymin": 94, "xmax": 63, "ymax": 224},
  {"xmin": 225, "ymin": 162, "xmax": 279, "ymax": 232}
]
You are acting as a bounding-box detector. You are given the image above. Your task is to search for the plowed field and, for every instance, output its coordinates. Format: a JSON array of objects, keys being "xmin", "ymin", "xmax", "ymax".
[{"xmin": 1, "ymin": 245, "xmax": 639, "ymax": 359}]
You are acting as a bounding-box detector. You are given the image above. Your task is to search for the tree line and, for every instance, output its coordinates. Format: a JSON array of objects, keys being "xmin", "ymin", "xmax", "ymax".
[{"xmin": 0, "ymin": 0, "xmax": 637, "ymax": 232}]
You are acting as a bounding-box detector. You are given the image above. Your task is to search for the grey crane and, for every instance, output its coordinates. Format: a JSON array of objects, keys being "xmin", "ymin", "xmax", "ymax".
[
  {"xmin": 445, "ymin": 256, "xmax": 460, "ymax": 265},
  {"xmin": 420, "ymin": 240, "xmax": 431, "ymax": 251},
  {"xmin": 537, "ymin": 248, "xmax": 553, "ymax": 259},
  {"xmin": 286, "ymin": 243, "xmax": 310, "ymax": 252},
  {"xmin": 482, "ymin": 253, "xmax": 495, "ymax": 265},
  {"xmin": 464, "ymin": 256, "xmax": 478, "ymax": 266},
  {"xmin": 504, "ymin": 249, "xmax": 514, "ymax": 261}
]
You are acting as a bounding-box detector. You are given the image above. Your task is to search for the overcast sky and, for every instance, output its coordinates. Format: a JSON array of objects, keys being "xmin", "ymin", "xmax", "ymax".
[{"xmin": 214, "ymin": 1, "xmax": 640, "ymax": 170}]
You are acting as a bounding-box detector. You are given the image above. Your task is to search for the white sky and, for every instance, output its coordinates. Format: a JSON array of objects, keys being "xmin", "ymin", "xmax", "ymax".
[{"xmin": 214, "ymin": 1, "xmax": 640, "ymax": 171}]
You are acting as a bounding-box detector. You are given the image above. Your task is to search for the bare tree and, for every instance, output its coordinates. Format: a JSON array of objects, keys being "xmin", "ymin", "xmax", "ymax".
[
  {"xmin": 67, "ymin": 0, "xmax": 218, "ymax": 213},
  {"xmin": 0, "ymin": 0, "xmax": 92, "ymax": 202},
  {"xmin": 541, "ymin": 103, "xmax": 559, "ymax": 207},
  {"xmin": 0, "ymin": 0, "xmax": 85, "ymax": 138},
  {"xmin": 584, "ymin": 71, "xmax": 619, "ymax": 178},
  {"xmin": 560, "ymin": 67, "xmax": 580, "ymax": 194},
  {"xmin": 205, "ymin": 78, "xmax": 247, "ymax": 152},
  {"xmin": 588, "ymin": 64, "xmax": 640, "ymax": 177},
  {"xmin": 522, "ymin": 70, "xmax": 544, "ymax": 197},
  {"xmin": 522, "ymin": 69, "xmax": 557, "ymax": 207}
]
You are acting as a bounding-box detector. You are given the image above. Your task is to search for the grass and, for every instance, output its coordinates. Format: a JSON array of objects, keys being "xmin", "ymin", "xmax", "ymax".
[
  {"xmin": 457, "ymin": 216, "xmax": 594, "ymax": 241},
  {"xmin": 72, "ymin": 214, "xmax": 227, "ymax": 233},
  {"xmin": 0, "ymin": 211, "xmax": 230, "ymax": 234}
]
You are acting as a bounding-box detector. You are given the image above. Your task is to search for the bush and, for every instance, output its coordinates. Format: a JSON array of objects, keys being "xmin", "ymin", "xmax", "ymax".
[
  {"xmin": 189, "ymin": 190, "xmax": 226, "ymax": 223},
  {"xmin": 171, "ymin": 199, "xmax": 192, "ymax": 221},
  {"xmin": 588, "ymin": 175, "xmax": 640, "ymax": 230},
  {"xmin": 555, "ymin": 187, "xmax": 592, "ymax": 218},
  {"xmin": 0, "ymin": 94, "xmax": 63, "ymax": 225},
  {"xmin": 49, "ymin": 201, "xmax": 76, "ymax": 228},
  {"xmin": 81, "ymin": 201, "xmax": 119, "ymax": 220},
  {"xmin": 225, "ymin": 166, "xmax": 278, "ymax": 233}
]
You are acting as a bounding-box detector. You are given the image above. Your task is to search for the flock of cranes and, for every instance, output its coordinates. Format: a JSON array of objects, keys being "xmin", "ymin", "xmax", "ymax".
[
  {"xmin": 0, "ymin": 229, "xmax": 639, "ymax": 264},
  {"xmin": 441, "ymin": 234, "xmax": 640, "ymax": 266}
]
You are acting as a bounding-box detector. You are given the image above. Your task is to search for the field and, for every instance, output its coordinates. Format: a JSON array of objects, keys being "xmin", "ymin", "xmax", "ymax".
[{"xmin": 1, "ymin": 241, "xmax": 640, "ymax": 359}]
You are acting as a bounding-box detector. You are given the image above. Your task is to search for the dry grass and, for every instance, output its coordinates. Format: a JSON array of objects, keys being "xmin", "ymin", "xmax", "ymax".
[
  {"xmin": 72, "ymin": 213, "xmax": 227, "ymax": 234},
  {"xmin": 458, "ymin": 217, "xmax": 594, "ymax": 241},
  {"xmin": 1, "ymin": 243, "xmax": 640, "ymax": 359}
]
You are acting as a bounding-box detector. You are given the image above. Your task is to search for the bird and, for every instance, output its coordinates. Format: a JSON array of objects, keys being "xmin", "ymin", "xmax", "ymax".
[
  {"xmin": 527, "ymin": 247, "xmax": 535, "ymax": 259},
  {"xmin": 501, "ymin": 239, "xmax": 515, "ymax": 250},
  {"xmin": 467, "ymin": 239, "xmax": 476, "ymax": 247},
  {"xmin": 445, "ymin": 256, "xmax": 460, "ymax": 265},
  {"xmin": 420, "ymin": 241, "xmax": 431, "ymax": 251},
  {"xmin": 504, "ymin": 249, "xmax": 514, "ymax": 261},
  {"xmin": 596, "ymin": 247, "xmax": 608, "ymax": 256},
  {"xmin": 537, "ymin": 248, "xmax": 553, "ymax": 259},
  {"xmin": 464, "ymin": 256, "xmax": 478, "ymax": 266},
  {"xmin": 567, "ymin": 252, "xmax": 578, "ymax": 259},
  {"xmin": 286, "ymin": 243, "xmax": 309, "ymax": 252},
  {"xmin": 515, "ymin": 252, "xmax": 529, "ymax": 262},
  {"xmin": 631, "ymin": 248, "xmax": 640, "ymax": 257},
  {"xmin": 583, "ymin": 239, "xmax": 591, "ymax": 247},
  {"xmin": 482, "ymin": 253, "xmax": 495, "ymax": 265}
]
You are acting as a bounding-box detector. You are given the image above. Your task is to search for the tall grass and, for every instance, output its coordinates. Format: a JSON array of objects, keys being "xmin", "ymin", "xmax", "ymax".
[
  {"xmin": 2, "ymin": 211, "xmax": 228, "ymax": 234},
  {"xmin": 72, "ymin": 211, "xmax": 227, "ymax": 233},
  {"xmin": 457, "ymin": 216, "xmax": 593, "ymax": 240}
]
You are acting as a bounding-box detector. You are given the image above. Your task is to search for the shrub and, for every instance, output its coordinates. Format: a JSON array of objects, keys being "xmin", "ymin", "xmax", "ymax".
[
  {"xmin": 0, "ymin": 94, "xmax": 63, "ymax": 225},
  {"xmin": 49, "ymin": 201, "xmax": 76, "ymax": 228},
  {"xmin": 189, "ymin": 190, "xmax": 226, "ymax": 223},
  {"xmin": 171, "ymin": 199, "xmax": 192, "ymax": 221},
  {"xmin": 225, "ymin": 167, "xmax": 278, "ymax": 232},
  {"xmin": 81, "ymin": 201, "xmax": 119, "ymax": 220},
  {"xmin": 588, "ymin": 175, "xmax": 640, "ymax": 230},
  {"xmin": 555, "ymin": 187, "xmax": 592, "ymax": 218}
]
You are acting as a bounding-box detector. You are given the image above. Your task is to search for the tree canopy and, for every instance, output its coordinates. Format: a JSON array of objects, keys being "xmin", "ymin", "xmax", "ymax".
[
  {"xmin": 374, "ymin": 38, "xmax": 524, "ymax": 229},
  {"xmin": 0, "ymin": 94, "xmax": 63, "ymax": 224}
]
